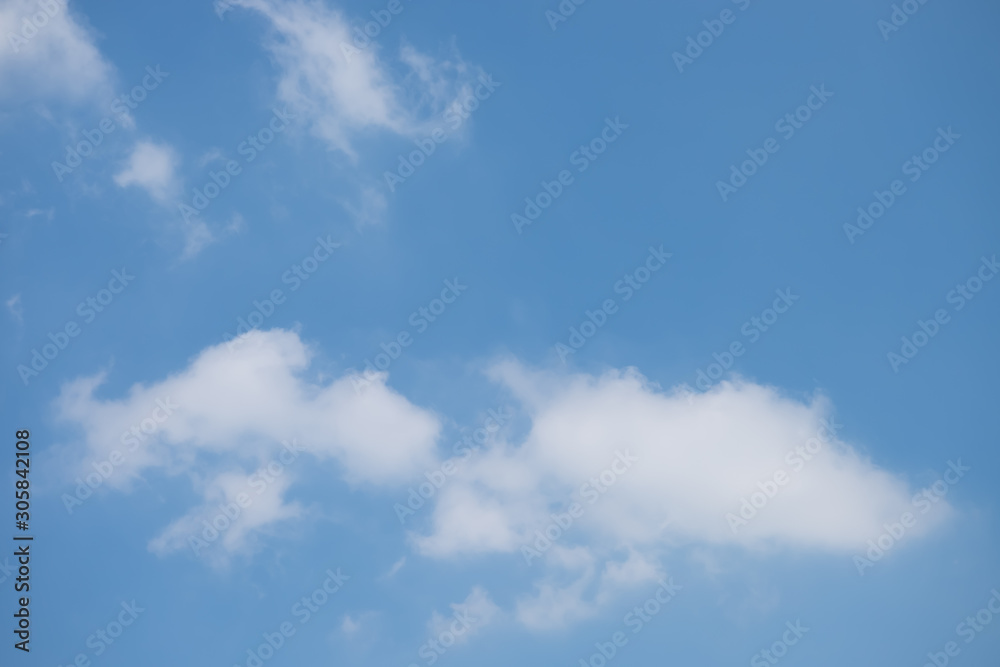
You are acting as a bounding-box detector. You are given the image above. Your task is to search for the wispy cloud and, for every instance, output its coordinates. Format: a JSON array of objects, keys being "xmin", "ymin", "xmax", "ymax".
[
  {"xmin": 6, "ymin": 293, "xmax": 23, "ymax": 323},
  {"xmin": 232, "ymin": 0, "xmax": 482, "ymax": 157},
  {"xmin": 113, "ymin": 140, "xmax": 180, "ymax": 203}
]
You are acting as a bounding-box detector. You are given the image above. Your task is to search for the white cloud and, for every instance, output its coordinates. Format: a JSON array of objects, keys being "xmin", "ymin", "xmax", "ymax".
[
  {"xmin": 380, "ymin": 555, "xmax": 406, "ymax": 580},
  {"xmin": 6, "ymin": 293, "xmax": 22, "ymax": 323},
  {"xmin": 427, "ymin": 587, "xmax": 500, "ymax": 643},
  {"xmin": 24, "ymin": 207, "xmax": 54, "ymax": 220},
  {"xmin": 113, "ymin": 140, "xmax": 180, "ymax": 203},
  {"xmin": 232, "ymin": 0, "xmax": 481, "ymax": 157},
  {"xmin": 53, "ymin": 337, "xmax": 950, "ymax": 598},
  {"xmin": 196, "ymin": 147, "xmax": 225, "ymax": 168},
  {"xmin": 177, "ymin": 213, "xmax": 245, "ymax": 261},
  {"xmin": 340, "ymin": 185, "xmax": 386, "ymax": 228},
  {"xmin": 514, "ymin": 548, "xmax": 662, "ymax": 631},
  {"xmin": 340, "ymin": 610, "xmax": 378, "ymax": 636},
  {"xmin": 224, "ymin": 212, "xmax": 246, "ymax": 234},
  {"xmin": 515, "ymin": 576, "xmax": 594, "ymax": 631},
  {"xmin": 148, "ymin": 466, "xmax": 303, "ymax": 567},
  {"xmin": 54, "ymin": 329, "xmax": 442, "ymax": 557},
  {"xmin": 341, "ymin": 614, "xmax": 361, "ymax": 634},
  {"xmin": 179, "ymin": 218, "xmax": 215, "ymax": 260},
  {"xmin": 0, "ymin": 0, "xmax": 115, "ymax": 105},
  {"xmin": 404, "ymin": 361, "xmax": 954, "ymax": 630},
  {"xmin": 112, "ymin": 140, "xmax": 225, "ymax": 260},
  {"xmin": 57, "ymin": 329, "xmax": 440, "ymax": 486},
  {"xmin": 413, "ymin": 362, "xmax": 945, "ymax": 561}
]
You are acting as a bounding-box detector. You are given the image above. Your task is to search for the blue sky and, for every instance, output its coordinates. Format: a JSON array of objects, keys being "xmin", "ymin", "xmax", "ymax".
[{"xmin": 2, "ymin": 0, "xmax": 999, "ymax": 665}]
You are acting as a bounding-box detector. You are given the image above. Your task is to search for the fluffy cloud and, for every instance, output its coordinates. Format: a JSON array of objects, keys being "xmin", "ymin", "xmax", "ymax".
[
  {"xmin": 113, "ymin": 140, "xmax": 180, "ymax": 202},
  {"xmin": 0, "ymin": 0, "xmax": 115, "ymax": 104},
  {"xmin": 413, "ymin": 361, "xmax": 947, "ymax": 558},
  {"xmin": 55, "ymin": 329, "xmax": 441, "ymax": 558},
  {"xmin": 57, "ymin": 329, "xmax": 441, "ymax": 486},
  {"xmin": 231, "ymin": 0, "xmax": 481, "ymax": 157},
  {"xmin": 54, "ymin": 334, "xmax": 950, "ymax": 603},
  {"xmin": 402, "ymin": 361, "xmax": 953, "ymax": 630}
]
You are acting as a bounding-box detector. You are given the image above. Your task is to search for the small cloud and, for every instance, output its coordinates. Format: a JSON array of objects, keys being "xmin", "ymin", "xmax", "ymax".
[
  {"xmin": 6, "ymin": 294, "xmax": 23, "ymax": 324},
  {"xmin": 148, "ymin": 468, "xmax": 304, "ymax": 569},
  {"xmin": 24, "ymin": 207, "xmax": 54, "ymax": 220},
  {"xmin": 115, "ymin": 107, "xmax": 137, "ymax": 131},
  {"xmin": 224, "ymin": 212, "xmax": 246, "ymax": 234},
  {"xmin": 180, "ymin": 218, "xmax": 215, "ymax": 260},
  {"xmin": 197, "ymin": 148, "xmax": 224, "ymax": 168},
  {"xmin": 379, "ymin": 556, "xmax": 405, "ymax": 580},
  {"xmin": 341, "ymin": 615, "xmax": 361, "ymax": 635},
  {"xmin": 514, "ymin": 548, "xmax": 665, "ymax": 631},
  {"xmin": 341, "ymin": 186, "xmax": 386, "ymax": 229},
  {"xmin": 179, "ymin": 213, "xmax": 243, "ymax": 260},
  {"xmin": 340, "ymin": 611, "xmax": 378, "ymax": 638},
  {"xmin": 114, "ymin": 140, "xmax": 180, "ymax": 203},
  {"xmin": 427, "ymin": 587, "xmax": 500, "ymax": 644}
]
